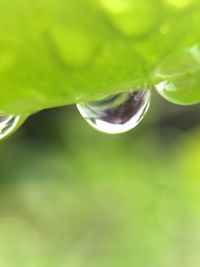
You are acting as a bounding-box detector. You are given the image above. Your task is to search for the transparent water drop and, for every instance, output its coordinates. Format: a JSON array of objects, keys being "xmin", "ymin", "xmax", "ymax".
[
  {"xmin": 77, "ymin": 90, "xmax": 151, "ymax": 134},
  {"xmin": 155, "ymin": 77, "xmax": 200, "ymax": 105},
  {"xmin": 154, "ymin": 45, "xmax": 200, "ymax": 105},
  {"xmin": 0, "ymin": 115, "xmax": 20, "ymax": 140}
]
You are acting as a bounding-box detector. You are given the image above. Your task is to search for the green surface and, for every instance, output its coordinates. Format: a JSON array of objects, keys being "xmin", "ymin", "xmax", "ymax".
[{"xmin": 0, "ymin": 0, "xmax": 200, "ymax": 115}]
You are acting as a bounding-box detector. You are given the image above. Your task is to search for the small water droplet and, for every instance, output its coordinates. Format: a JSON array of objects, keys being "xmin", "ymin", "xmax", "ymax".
[
  {"xmin": 0, "ymin": 115, "xmax": 20, "ymax": 140},
  {"xmin": 154, "ymin": 45, "xmax": 200, "ymax": 105},
  {"xmin": 155, "ymin": 75, "xmax": 200, "ymax": 105},
  {"xmin": 77, "ymin": 90, "xmax": 151, "ymax": 134}
]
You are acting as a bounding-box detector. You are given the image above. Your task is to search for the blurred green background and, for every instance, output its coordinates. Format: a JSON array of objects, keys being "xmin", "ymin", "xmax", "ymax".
[{"xmin": 0, "ymin": 93, "xmax": 200, "ymax": 266}]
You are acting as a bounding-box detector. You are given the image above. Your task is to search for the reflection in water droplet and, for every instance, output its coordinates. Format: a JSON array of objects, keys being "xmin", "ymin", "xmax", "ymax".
[
  {"xmin": 77, "ymin": 90, "xmax": 151, "ymax": 134},
  {"xmin": 0, "ymin": 115, "xmax": 20, "ymax": 140},
  {"xmin": 154, "ymin": 45, "xmax": 200, "ymax": 105}
]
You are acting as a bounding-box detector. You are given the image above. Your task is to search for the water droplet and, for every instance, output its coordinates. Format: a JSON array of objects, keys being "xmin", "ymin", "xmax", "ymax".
[
  {"xmin": 154, "ymin": 45, "xmax": 200, "ymax": 105},
  {"xmin": 77, "ymin": 90, "xmax": 151, "ymax": 134},
  {"xmin": 0, "ymin": 115, "xmax": 20, "ymax": 140},
  {"xmin": 155, "ymin": 77, "xmax": 200, "ymax": 105}
]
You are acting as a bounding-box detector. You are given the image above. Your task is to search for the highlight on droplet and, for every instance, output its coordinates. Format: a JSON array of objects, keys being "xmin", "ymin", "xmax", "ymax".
[{"xmin": 0, "ymin": 115, "xmax": 21, "ymax": 140}]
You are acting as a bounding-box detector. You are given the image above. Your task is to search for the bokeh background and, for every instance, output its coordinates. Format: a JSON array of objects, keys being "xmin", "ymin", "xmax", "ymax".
[{"xmin": 0, "ymin": 91, "xmax": 200, "ymax": 266}]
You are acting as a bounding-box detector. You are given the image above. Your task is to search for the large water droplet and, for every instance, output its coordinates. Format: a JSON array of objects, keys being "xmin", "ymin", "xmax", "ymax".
[
  {"xmin": 76, "ymin": 90, "xmax": 151, "ymax": 134},
  {"xmin": 0, "ymin": 115, "xmax": 20, "ymax": 140},
  {"xmin": 154, "ymin": 45, "xmax": 200, "ymax": 105}
]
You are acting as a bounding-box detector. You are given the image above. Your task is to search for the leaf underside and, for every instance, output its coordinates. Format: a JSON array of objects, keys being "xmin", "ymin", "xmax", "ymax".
[{"xmin": 0, "ymin": 0, "xmax": 200, "ymax": 115}]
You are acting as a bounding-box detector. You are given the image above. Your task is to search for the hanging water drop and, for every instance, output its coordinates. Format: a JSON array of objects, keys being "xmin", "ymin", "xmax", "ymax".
[
  {"xmin": 154, "ymin": 45, "xmax": 200, "ymax": 105},
  {"xmin": 76, "ymin": 90, "xmax": 151, "ymax": 134},
  {"xmin": 155, "ymin": 75, "xmax": 200, "ymax": 105},
  {"xmin": 0, "ymin": 115, "xmax": 20, "ymax": 140}
]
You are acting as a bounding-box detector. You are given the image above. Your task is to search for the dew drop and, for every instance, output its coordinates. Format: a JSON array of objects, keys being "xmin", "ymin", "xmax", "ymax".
[
  {"xmin": 155, "ymin": 77, "xmax": 200, "ymax": 105},
  {"xmin": 76, "ymin": 90, "xmax": 151, "ymax": 134},
  {"xmin": 0, "ymin": 115, "xmax": 20, "ymax": 140},
  {"xmin": 154, "ymin": 45, "xmax": 200, "ymax": 105}
]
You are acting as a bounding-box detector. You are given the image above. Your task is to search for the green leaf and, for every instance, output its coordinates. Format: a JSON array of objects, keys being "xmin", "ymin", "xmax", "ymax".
[{"xmin": 0, "ymin": 0, "xmax": 200, "ymax": 115}]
